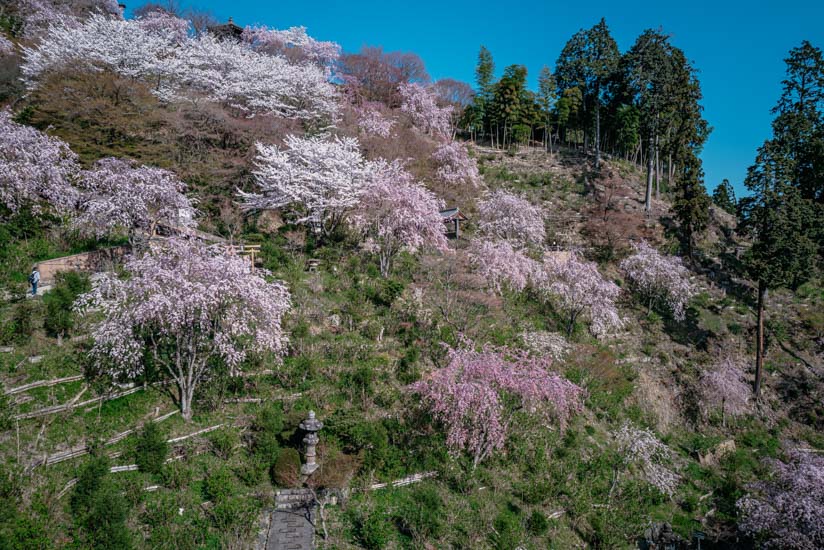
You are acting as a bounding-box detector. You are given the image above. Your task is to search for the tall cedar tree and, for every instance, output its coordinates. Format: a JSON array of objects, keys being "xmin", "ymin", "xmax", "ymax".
[
  {"xmin": 555, "ymin": 18, "xmax": 619, "ymax": 169},
  {"xmin": 712, "ymin": 179, "xmax": 737, "ymax": 215},
  {"xmin": 673, "ymin": 151, "xmax": 710, "ymax": 261},
  {"xmin": 472, "ymin": 46, "xmax": 495, "ymax": 140},
  {"xmin": 741, "ymin": 41, "xmax": 823, "ymax": 397},
  {"xmin": 619, "ymin": 30, "xmax": 709, "ymax": 213}
]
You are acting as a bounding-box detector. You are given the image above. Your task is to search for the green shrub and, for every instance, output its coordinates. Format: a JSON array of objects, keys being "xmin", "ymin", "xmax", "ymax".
[
  {"xmin": 210, "ymin": 496, "xmax": 257, "ymax": 540},
  {"xmin": 70, "ymin": 456, "xmax": 132, "ymax": 549},
  {"xmin": 271, "ymin": 448, "xmax": 301, "ymax": 488},
  {"xmin": 351, "ymin": 507, "xmax": 393, "ymax": 550},
  {"xmin": 526, "ymin": 510, "xmax": 548, "ymax": 536},
  {"xmin": 3, "ymin": 301, "xmax": 37, "ymax": 344},
  {"xmin": 203, "ymin": 466, "xmax": 236, "ymax": 504},
  {"xmin": 395, "ymin": 484, "xmax": 444, "ymax": 541},
  {"xmin": 42, "ymin": 271, "xmax": 89, "ymax": 342},
  {"xmin": 160, "ymin": 461, "xmax": 192, "ymax": 490},
  {"xmin": 252, "ymin": 402, "xmax": 283, "ymax": 461},
  {"xmin": 208, "ymin": 428, "xmax": 238, "ymax": 460},
  {"xmin": 134, "ymin": 422, "xmax": 168, "ymax": 475},
  {"xmin": 491, "ymin": 507, "xmax": 523, "ymax": 550},
  {"xmin": 0, "ymin": 391, "xmax": 12, "ymax": 432}
]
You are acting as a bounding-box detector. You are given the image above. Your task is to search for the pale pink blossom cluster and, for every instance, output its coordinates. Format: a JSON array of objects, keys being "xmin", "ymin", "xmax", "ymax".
[
  {"xmin": 356, "ymin": 102, "xmax": 394, "ymax": 138},
  {"xmin": 431, "ymin": 141, "xmax": 481, "ymax": 188},
  {"xmin": 0, "ymin": 35, "xmax": 15, "ymax": 56},
  {"xmin": 135, "ymin": 10, "xmax": 190, "ymax": 42},
  {"xmin": 0, "ymin": 109, "xmax": 79, "ymax": 215},
  {"xmin": 239, "ymin": 135, "xmax": 370, "ymax": 237},
  {"xmin": 477, "ymin": 190, "xmax": 545, "ymax": 246},
  {"xmin": 72, "ymin": 158, "xmax": 197, "ymax": 241},
  {"xmin": 737, "ymin": 450, "xmax": 824, "ymax": 549},
  {"xmin": 398, "ymin": 82, "xmax": 453, "ymax": 140},
  {"xmin": 18, "ymin": 0, "xmax": 121, "ymax": 39},
  {"xmin": 468, "ymin": 238, "xmax": 536, "ymax": 293},
  {"xmin": 700, "ymin": 357, "xmax": 750, "ymax": 424},
  {"xmin": 619, "ymin": 240, "xmax": 694, "ymax": 321},
  {"xmin": 22, "ymin": 14, "xmax": 339, "ymax": 123},
  {"xmin": 615, "ymin": 423, "xmax": 680, "ymax": 497},
  {"xmin": 410, "ymin": 340, "xmax": 584, "ymax": 467},
  {"xmin": 352, "ymin": 160, "xmax": 448, "ymax": 276},
  {"xmin": 534, "ymin": 253, "xmax": 625, "ymax": 336},
  {"xmin": 241, "ymin": 25, "xmax": 340, "ymax": 74},
  {"xmin": 520, "ymin": 331, "xmax": 570, "ymax": 360},
  {"xmin": 76, "ymin": 238, "xmax": 291, "ymax": 421},
  {"xmin": 468, "ymin": 241, "xmax": 622, "ymax": 337}
]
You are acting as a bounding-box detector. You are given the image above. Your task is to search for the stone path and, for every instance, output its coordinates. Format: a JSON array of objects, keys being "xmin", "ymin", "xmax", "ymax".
[
  {"xmin": 258, "ymin": 488, "xmax": 316, "ymax": 550},
  {"xmin": 265, "ymin": 508, "xmax": 315, "ymax": 550}
]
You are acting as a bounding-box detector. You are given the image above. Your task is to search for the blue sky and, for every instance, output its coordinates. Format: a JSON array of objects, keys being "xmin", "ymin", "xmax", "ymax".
[{"xmin": 130, "ymin": 1, "xmax": 824, "ymax": 195}]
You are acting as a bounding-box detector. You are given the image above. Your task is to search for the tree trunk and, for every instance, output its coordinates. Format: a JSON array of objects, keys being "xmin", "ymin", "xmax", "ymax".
[
  {"xmin": 754, "ymin": 281, "xmax": 767, "ymax": 399},
  {"xmin": 644, "ymin": 133, "xmax": 654, "ymax": 213},
  {"xmin": 655, "ymin": 142, "xmax": 660, "ymax": 199}
]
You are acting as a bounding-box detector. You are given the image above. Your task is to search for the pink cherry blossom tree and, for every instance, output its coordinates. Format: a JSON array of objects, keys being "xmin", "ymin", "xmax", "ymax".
[
  {"xmin": 241, "ymin": 25, "xmax": 340, "ymax": 75},
  {"xmin": 135, "ymin": 9, "xmax": 190, "ymax": 42},
  {"xmin": 431, "ymin": 141, "xmax": 481, "ymax": 188},
  {"xmin": 534, "ymin": 253, "xmax": 624, "ymax": 336},
  {"xmin": 615, "ymin": 423, "xmax": 680, "ymax": 497},
  {"xmin": 355, "ymin": 101, "xmax": 394, "ymax": 138},
  {"xmin": 0, "ymin": 35, "xmax": 15, "ymax": 56},
  {"xmin": 700, "ymin": 357, "xmax": 750, "ymax": 426},
  {"xmin": 0, "ymin": 109, "xmax": 79, "ymax": 216},
  {"xmin": 619, "ymin": 240, "xmax": 694, "ymax": 321},
  {"xmin": 467, "ymin": 238, "xmax": 537, "ymax": 294},
  {"xmin": 410, "ymin": 340, "xmax": 584, "ymax": 467},
  {"xmin": 399, "ymin": 82, "xmax": 453, "ymax": 140},
  {"xmin": 477, "ymin": 190, "xmax": 545, "ymax": 246},
  {"xmin": 238, "ymin": 135, "xmax": 369, "ymax": 238},
  {"xmin": 73, "ymin": 158, "xmax": 197, "ymax": 243},
  {"xmin": 352, "ymin": 160, "xmax": 448, "ymax": 277},
  {"xmin": 22, "ymin": 14, "xmax": 339, "ymax": 124},
  {"xmin": 737, "ymin": 450, "xmax": 824, "ymax": 549},
  {"xmin": 76, "ymin": 238, "xmax": 291, "ymax": 421}
]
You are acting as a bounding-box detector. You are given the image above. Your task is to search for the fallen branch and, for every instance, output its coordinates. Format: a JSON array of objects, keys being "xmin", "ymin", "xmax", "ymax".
[
  {"xmin": 167, "ymin": 424, "xmax": 223, "ymax": 444},
  {"xmin": 14, "ymin": 385, "xmax": 141, "ymax": 421},
  {"xmin": 366, "ymin": 471, "xmax": 437, "ymax": 491},
  {"xmin": 5, "ymin": 375, "xmax": 84, "ymax": 395},
  {"xmin": 30, "ymin": 410, "xmax": 180, "ymax": 469}
]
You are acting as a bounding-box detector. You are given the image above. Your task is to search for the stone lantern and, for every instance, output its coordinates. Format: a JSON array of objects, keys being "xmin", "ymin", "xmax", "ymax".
[{"xmin": 299, "ymin": 410, "xmax": 323, "ymax": 481}]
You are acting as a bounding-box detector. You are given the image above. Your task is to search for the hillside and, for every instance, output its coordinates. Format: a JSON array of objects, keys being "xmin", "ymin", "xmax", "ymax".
[{"xmin": 1, "ymin": 3, "xmax": 824, "ymax": 550}]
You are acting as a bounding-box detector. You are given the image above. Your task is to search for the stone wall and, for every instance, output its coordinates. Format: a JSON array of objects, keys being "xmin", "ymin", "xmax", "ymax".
[{"xmin": 36, "ymin": 246, "xmax": 129, "ymax": 284}]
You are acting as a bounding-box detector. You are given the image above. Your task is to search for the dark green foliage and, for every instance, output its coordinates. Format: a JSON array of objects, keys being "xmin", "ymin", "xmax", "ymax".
[
  {"xmin": 160, "ymin": 461, "xmax": 192, "ymax": 490},
  {"xmin": 394, "ymin": 484, "xmax": 444, "ymax": 541},
  {"xmin": 526, "ymin": 509, "xmax": 549, "ymax": 536},
  {"xmin": 70, "ymin": 456, "xmax": 132, "ymax": 549},
  {"xmin": 0, "ymin": 391, "xmax": 12, "ymax": 432},
  {"xmin": 42, "ymin": 271, "xmax": 90, "ymax": 342},
  {"xmin": 673, "ymin": 151, "xmax": 711, "ymax": 259},
  {"xmin": 490, "ymin": 506, "xmax": 523, "ymax": 549},
  {"xmin": 203, "ymin": 466, "xmax": 236, "ymax": 503},
  {"xmin": 208, "ymin": 427, "xmax": 238, "ymax": 460},
  {"xmin": 251, "ymin": 401, "xmax": 283, "ymax": 463},
  {"xmin": 712, "ymin": 179, "xmax": 737, "ymax": 214},
  {"xmin": 134, "ymin": 422, "xmax": 168, "ymax": 475},
  {"xmin": 350, "ymin": 506, "xmax": 393, "ymax": 550},
  {"xmin": 271, "ymin": 448, "xmax": 301, "ymax": 488},
  {"xmin": 210, "ymin": 496, "xmax": 257, "ymax": 539},
  {"xmin": 2, "ymin": 301, "xmax": 38, "ymax": 344}
]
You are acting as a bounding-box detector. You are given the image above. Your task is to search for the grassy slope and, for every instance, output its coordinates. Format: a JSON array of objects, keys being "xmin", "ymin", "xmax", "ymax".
[{"xmin": 1, "ymin": 81, "xmax": 823, "ymax": 549}]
